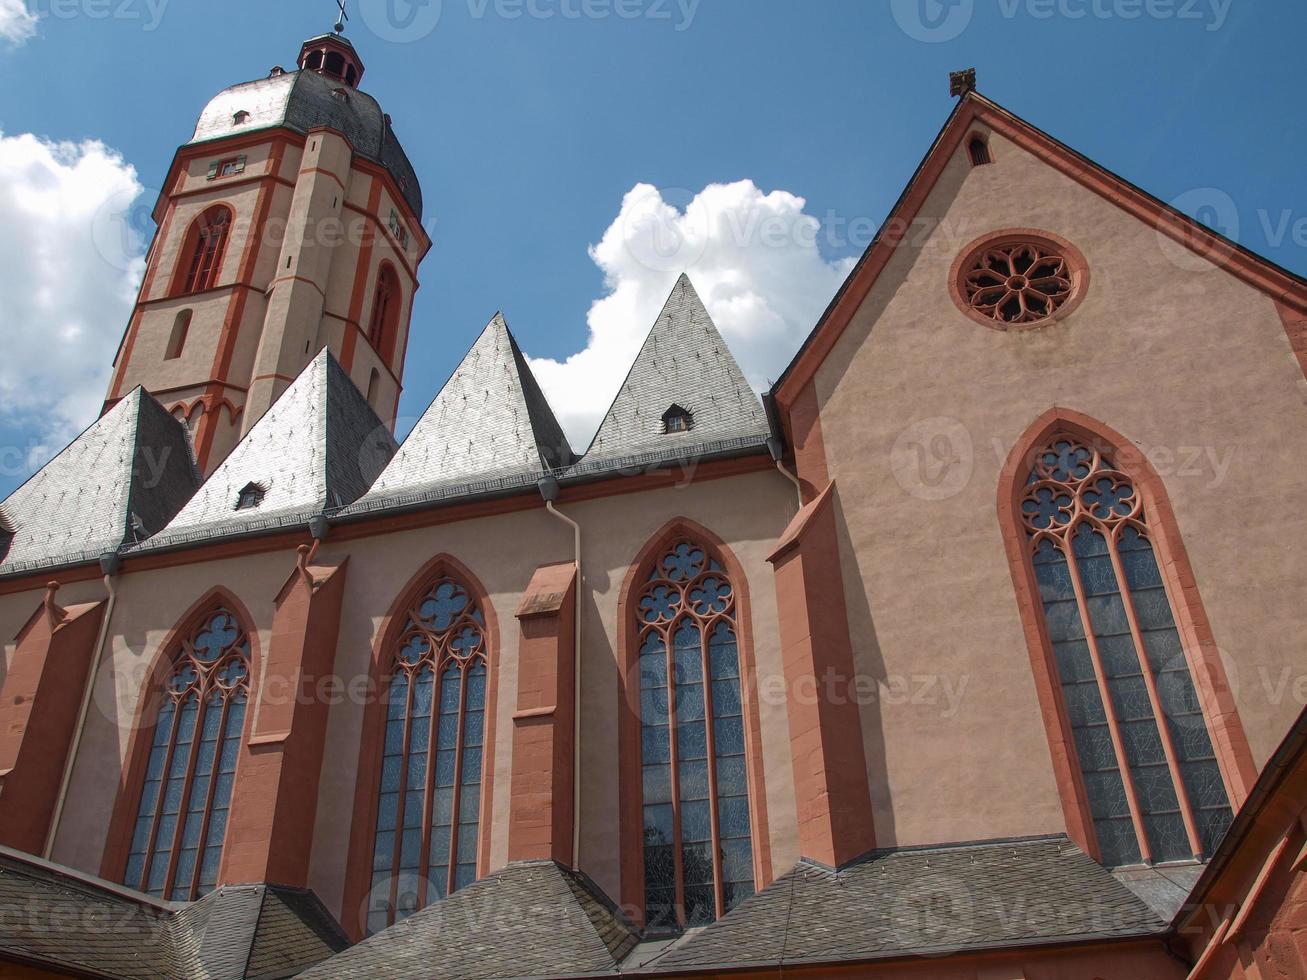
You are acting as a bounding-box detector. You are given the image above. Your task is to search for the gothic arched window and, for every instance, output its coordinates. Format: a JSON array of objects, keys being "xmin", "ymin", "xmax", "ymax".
[
  {"xmin": 1019, "ymin": 435, "xmax": 1233, "ymax": 866},
  {"xmin": 636, "ymin": 540, "xmax": 755, "ymax": 931},
  {"xmin": 178, "ymin": 205, "xmax": 232, "ymax": 295},
  {"xmin": 367, "ymin": 263, "xmax": 400, "ymax": 362},
  {"xmin": 367, "ymin": 577, "xmax": 488, "ymax": 933},
  {"xmin": 124, "ymin": 607, "xmax": 250, "ymax": 900}
]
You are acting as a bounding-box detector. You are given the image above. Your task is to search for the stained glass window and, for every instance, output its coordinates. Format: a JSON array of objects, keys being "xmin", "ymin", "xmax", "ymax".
[
  {"xmin": 1021, "ymin": 436, "xmax": 1233, "ymax": 865},
  {"xmin": 638, "ymin": 540, "xmax": 755, "ymax": 930},
  {"xmin": 367, "ymin": 578, "xmax": 488, "ymax": 934},
  {"xmin": 125, "ymin": 608, "xmax": 249, "ymax": 900}
]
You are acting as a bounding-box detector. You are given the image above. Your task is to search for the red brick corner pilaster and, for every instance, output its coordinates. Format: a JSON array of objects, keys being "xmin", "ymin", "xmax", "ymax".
[
  {"xmin": 507, "ymin": 563, "xmax": 577, "ymax": 867},
  {"xmin": 220, "ymin": 547, "xmax": 348, "ymax": 887},
  {"xmin": 0, "ymin": 584, "xmax": 106, "ymax": 854},
  {"xmin": 767, "ymin": 482, "xmax": 876, "ymax": 868},
  {"xmin": 1278, "ymin": 300, "xmax": 1307, "ymax": 382}
]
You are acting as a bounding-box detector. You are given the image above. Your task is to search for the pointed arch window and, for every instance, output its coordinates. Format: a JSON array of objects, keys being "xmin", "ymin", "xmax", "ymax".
[
  {"xmin": 367, "ymin": 263, "xmax": 400, "ymax": 363},
  {"xmin": 367, "ymin": 578, "xmax": 488, "ymax": 933},
  {"xmin": 1019, "ymin": 436, "xmax": 1233, "ymax": 866},
  {"xmin": 124, "ymin": 608, "xmax": 250, "ymax": 900},
  {"xmin": 178, "ymin": 206, "xmax": 232, "ymax": 295},
  {"xmin": 637, "ymin": 541, "xmax": 754, "ymax": 931}
]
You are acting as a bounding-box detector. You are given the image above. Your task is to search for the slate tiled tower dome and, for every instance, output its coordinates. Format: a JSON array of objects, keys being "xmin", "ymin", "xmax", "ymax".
[{"xmin": 104, "ymin": 27, "xmax": 429, "ymax": 475}]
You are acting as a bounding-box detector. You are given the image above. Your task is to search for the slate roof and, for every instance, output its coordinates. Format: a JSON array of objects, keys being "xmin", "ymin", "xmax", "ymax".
[
  {"xmin": 0, "ymin": 387, "xmax": 200, "ymax": 577},
  {"xmin": 300, "ymin": 861, "xmax": 638, "ymax": 980},
  {"xmin": 345, "ymin": 314, "xmax": 574, "ymax": 515},
  {"xmin": 191, "ymin": 67, "xmax": 422, "ymax": 219},
  {"xmin": 649, "ymin": 836, "xmax": 1168, "ymax": 973},
  {"xmin": 0, "ymin": 847, "xmax": 346, "ymax": 979},
  {"xmin": 138, "ymin": 349, "xmax": 396, "ymax": 551},
  {"xmin": 579, "ymin": 274, "xmax": 770, "ymax": 468}
]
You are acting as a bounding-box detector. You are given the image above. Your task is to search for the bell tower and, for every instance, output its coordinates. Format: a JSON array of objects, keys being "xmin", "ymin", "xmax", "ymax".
[{"xmin": 105, "ymin": 24, "xmax": 429, "ymax": 473}]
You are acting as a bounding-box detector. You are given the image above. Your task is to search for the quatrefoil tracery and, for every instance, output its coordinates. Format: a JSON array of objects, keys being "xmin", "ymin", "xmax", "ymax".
[
  {"xmin": 639, "ymin": 541, "xmax": 735, "ymax": 638},
  {"xmin": 1020, "ymin": 438, "xmax": 1146, "ymax": 545},
  {"xmin": 394, "ymin": 578, "xmax": 486, "ymax": 674},
  {"xmin": 167, "ymin": 610, "xmax": 250, "ymax": 702}
]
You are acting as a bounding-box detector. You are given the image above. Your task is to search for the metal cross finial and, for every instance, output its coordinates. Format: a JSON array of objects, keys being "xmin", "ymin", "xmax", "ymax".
[{"xmin": 334, "ymin": 0, "xmax": 349, "ymax": 33}]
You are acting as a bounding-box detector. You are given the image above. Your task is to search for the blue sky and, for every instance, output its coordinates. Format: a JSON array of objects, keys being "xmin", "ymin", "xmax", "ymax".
[{"xmin": 1, "ymin": 0, "xmax": 1304, "ymax": 500}]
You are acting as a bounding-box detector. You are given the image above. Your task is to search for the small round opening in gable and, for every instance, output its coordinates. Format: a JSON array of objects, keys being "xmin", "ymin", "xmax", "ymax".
[{"xmin": 950, "ymin": 230, "xmax": 1089, "ymax": 330}]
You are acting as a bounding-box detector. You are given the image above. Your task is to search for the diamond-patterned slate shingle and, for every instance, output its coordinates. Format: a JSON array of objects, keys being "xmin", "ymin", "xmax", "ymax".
[
  {"xmin": 299, "ymin": 861, "xmax": 637, "ymax": 980},
  {"xmin": 139, "ymin": 349, "xmax": 395, "ymax": 550},
  {"xmin": 579, "ymin": 274, "xmax": 769, "ymax": 466},
  {"xmin": 0, "ymin": 387, "xmax": 200, "ymax": 577},
  {"xmin": 346, "ymin": 313, "xmax": 573, "ymax": 513},
  {"xmin": 651, "ymin": 836, "xmax": 1169, "ymax": 972}
]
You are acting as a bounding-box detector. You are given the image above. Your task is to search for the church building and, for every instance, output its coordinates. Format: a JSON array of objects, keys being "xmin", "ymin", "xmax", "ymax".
[{"xmin": 0, "ymin": 26, "xmax": 1305, "ymax": 980}]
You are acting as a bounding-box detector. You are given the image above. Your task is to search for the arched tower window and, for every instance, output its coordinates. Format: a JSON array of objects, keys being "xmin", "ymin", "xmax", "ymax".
[
  {"xmin": 177, "ymin": 206, "xmax": 232, "ymax": 296},
  {"xmin": 124, "ymin": 607, "xmax": 250, "ymax": 900},
  {"xmin": 367, "ymin": 577, "xmax": 488, "ymax": 933},
  {"xmin": 1016, "ymin": 434, "xmax": 1234, "ymax": 866},
  {"xmin": 367, "ymin": 263, "xmax": 401, "ymax": 363},
  {"xmin": 636, "ymin": 540, "xmax": 755, "ymax": 930}
]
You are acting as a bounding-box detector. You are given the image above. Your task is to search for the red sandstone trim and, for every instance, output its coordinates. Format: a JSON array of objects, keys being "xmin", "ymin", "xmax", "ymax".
[
  {"xmin": 788, "ymin": 381, "xmax": 830, "ymax": 504},
  {"xmin": 341, "ymin": 178, "xmax": 384, "ymax": 373},
  {"xmin": 1277, "ymin": 300, "xmax": 1307, "ymax": 382},
  {"xmin": 767, "ymin": 482, "xmax": 877, "ymax": 869},
  {"xmin": 338, "ymin": 554, "xmax": 501, "ymax": 941},
  {"xmin": 507, "ymin": 563, "xmax": 577, "ymax": 866},
  {"xmin": 0, "ymin": 592, "xmax": 106, "ymax": 854},
  {"xmin": 220, "ymin": 554, "xmax": 350, "ymax": 888},
  {"xmin": 773, "ymin": 94, "xmax": 1307, "ymax": 415},
  {"xmin": 99, "ymin": 587, "xmax": 262, "ymax": 883},
  {"xmin": 0, "ymin": 456, "xmax": 776, "ymax": 598},
  {"xmin": 997, "ymin": 408, "xmax": 1257, "ymax": 863},
  {"xmin": 616, "ymin": 519, "xmax": 772, "ymax": 926},
  {"xmin": 946, "ymin": 227, "xmax": 1091, "ymax": 331}
]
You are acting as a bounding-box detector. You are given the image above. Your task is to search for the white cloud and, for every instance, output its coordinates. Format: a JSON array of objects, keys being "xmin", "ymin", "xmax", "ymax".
[
  {"xmin": 0, "ymin": 0, "xmax": 39, "ymax": 45},
  {"xmin": 527, "ymin": 180, "xmax": 856, "ymax": 450},
  {"xmin": 0, "ymin": 131, "xmax": 146, "ymax": 465}
]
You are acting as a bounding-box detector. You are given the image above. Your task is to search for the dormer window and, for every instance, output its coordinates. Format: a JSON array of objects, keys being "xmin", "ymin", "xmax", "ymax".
[
  {"xmin": 663, "ymin": 405, "xmax": 694, "ymax": 434},
  {"xmin": 233, "ymin": 110, "xmax": 251, "ymax": 126},
  {"xmin": 235, "ymin": 482, "xmax": 267, "ymax": 511},
  {"xmin": 0, "ymin": 509, "xmax": 13, "ymax": 561}
]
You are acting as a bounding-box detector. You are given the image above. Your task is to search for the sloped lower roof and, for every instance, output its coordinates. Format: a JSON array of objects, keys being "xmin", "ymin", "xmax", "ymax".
[
  {"xmin": 346, "ymin": 314, "xmax": 573, "ymax": 514},
  {"xmin": 139, "ymin": 350, "xmax": 395, "ymax": 550},
  {"xmin": 0, "ymin": 847, "xmax": 346, "ymax": 980},
  {"xmin": 581, "ymin": 275, "xmax": 769, "ymax": 466},
  {"xmin": 300, "ymin": 861, "xmax": 637, "ymax": 980},
  {"xmin": 0, "ymin": 388, "xmax": 199, "ymax": 577},
  {"xmin": 652, "ymin": 836, "xmax": 1166, "ymax": 973}
]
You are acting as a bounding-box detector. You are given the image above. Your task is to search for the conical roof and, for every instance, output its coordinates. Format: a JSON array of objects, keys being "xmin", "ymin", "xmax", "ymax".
[
  {"xmin": 0, "ymin": 389, "xmax": 199, "ymax": 575},
  {"xmin": 144, "ymin": 350, "xmax": 395, "ymax": 547},
  {"xmin": 580, "ymin": 274, "xmax": 769, "ymax": 465},
  {"xmin": 349, "ymin": 313, "xmax": 573, "ymax": 510}
]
